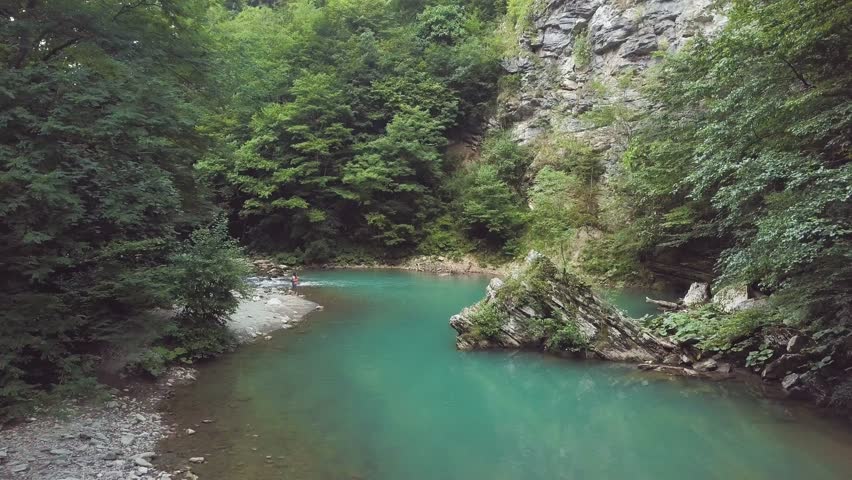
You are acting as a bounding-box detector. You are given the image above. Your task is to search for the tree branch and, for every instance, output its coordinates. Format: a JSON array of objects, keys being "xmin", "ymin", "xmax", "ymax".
[
  {"xmin": 41, "ymin": 36, "xmax": 82, "ymax": 62},
  {"xmin": 783, "ymin": 59, "xmax": 813, "ymax": 89}
]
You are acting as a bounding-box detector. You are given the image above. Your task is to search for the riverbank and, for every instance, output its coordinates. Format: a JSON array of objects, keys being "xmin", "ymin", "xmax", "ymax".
[
  {"xmin": 254, "ymin": 254, "xmax": 508, "ymax": 277},
  {"xmin": 338, "ymin": 255, "xmax": 506, "ymax": 276},
  {"xmin": 0, "ymin": 286, "xmax": 318, "ymax": 480}
]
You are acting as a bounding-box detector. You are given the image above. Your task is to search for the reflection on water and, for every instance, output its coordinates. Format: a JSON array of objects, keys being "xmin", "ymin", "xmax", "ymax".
[{"xmin": 159, "ymin": 270, "xmax": 852, "ymax": 480}]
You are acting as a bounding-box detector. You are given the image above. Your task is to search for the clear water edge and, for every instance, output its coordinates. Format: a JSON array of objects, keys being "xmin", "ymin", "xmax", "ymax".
[{"xmin": 157, "ymin": 269, "xmax": 852, "ymax": 479}]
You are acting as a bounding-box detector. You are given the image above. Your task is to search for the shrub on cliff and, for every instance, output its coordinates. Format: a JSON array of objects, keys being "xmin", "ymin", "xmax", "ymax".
[{"xmin": 608, "ymin": 0, "xmax": 851, "ymax": 327}]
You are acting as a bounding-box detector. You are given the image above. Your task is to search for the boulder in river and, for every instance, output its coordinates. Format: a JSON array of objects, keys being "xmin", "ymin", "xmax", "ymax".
[{"xmin": 449, "ymin": 252, "xmax": 679, "ymax": 362}]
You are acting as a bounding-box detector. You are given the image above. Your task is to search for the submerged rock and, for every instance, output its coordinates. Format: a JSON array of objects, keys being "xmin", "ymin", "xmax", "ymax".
[{"xmin": 449, "ymin": 252, "xmax": 678, "ymax": 362}]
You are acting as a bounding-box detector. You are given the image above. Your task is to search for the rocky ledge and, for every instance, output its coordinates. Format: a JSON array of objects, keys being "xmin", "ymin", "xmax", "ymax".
[
  {"xmin": 450, "ymin": 252, "xmax": 688, "ymax": 365},
  {"xmin": 450, "ymin": 252, "xmax": 852, "ymax": 412}
]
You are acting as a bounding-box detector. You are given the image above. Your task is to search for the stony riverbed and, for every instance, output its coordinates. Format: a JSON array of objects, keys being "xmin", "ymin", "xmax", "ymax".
[{"xmin": 0, "ymin": 285, "xmax": 318, "ymax": 480}]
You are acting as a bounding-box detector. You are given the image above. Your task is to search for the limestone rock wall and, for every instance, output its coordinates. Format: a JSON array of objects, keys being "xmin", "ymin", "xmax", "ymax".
[{"xmin": 499, "ymin": 0, "xmax": 725, "ymax": 152}]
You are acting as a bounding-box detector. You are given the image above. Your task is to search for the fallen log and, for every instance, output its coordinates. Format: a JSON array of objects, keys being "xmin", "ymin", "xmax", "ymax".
[{"xmin": 645, "ymin": 297, "xmax": 682, "ymax": 311}]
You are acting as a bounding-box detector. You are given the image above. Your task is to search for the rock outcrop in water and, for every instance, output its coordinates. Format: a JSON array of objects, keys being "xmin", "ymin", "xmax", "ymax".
[{"xmin": 450, "ymin": 252, "xmax": 678, "ymax": 362}]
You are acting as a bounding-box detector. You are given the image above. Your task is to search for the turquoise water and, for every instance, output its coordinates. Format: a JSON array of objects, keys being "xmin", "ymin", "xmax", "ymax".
[{"xmin": 159, "ymin": 270, "xmax": 852, "ymax": 479}]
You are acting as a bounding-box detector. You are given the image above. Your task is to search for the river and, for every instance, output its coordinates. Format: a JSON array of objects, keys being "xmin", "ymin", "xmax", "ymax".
[{"xmin": 157, "ymin": 269, "xmax": 852, "ymax": 479}]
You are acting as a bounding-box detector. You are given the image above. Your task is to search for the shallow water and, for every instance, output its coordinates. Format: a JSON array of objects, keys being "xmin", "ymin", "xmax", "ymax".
[{"xmin": 159, "ymin": 270, "xmax": 852, "ymax": 479}]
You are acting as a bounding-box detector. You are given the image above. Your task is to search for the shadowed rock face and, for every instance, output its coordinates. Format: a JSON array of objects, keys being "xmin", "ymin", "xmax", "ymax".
[{"xmin": 450, "ymin": 252, "xmax": 678, "ymax": 362}]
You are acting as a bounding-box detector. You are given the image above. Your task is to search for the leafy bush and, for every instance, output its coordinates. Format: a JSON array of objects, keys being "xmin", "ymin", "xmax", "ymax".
[
  {"xmin": 645, "ymin": 304, "xmax": 776, "ymax": 352},
  {"xmin": 170, "ymin": 220, "xmax": 251, "ymax": 325},
  {"xmin": 618, "ymin": 0, "xmax": 852, "ymax": 327},
  {"xmin": 745, "ymin": 346, "xmax": 774, "ymax": 369},
  {"xmin": 457, "ymin": 164, "xmax": 528, "ymax": 255},
  {"xmin": 418, "ymin": 214, "xmax": 473, "ymax": 259},
  {"xmin": 479, "ymin": 131, "xmax": 533, "ymax": 194},
  {"xmin": 468, "ymin": 303, "xmax": 506, "ymax": 341},
  {"xmin": 416, "ymin": 4, "xmax": 467, "ymax": 45},
  {"xmin": 572, "ymin": 27, "xmax": 592, "ymax": 69},
  {"xmin": 130, "ymin": 346, "xmax": 187, "ymax": 378},
  {"xmin": 122, "ymin": 221, "xmax": 248, "ymax": 378},
  {"xmin": 527, "ymin": 317, "xmax": 587, "ymax": 352}
]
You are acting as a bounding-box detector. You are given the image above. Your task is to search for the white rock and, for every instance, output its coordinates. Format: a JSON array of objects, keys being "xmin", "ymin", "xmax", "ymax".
[
  {"xmin": 120, "ymin": 434, "xmax": 135, "ymax": 446},
  {"xmin": 185, "ymin": 428, "xmax": 196, "ymax": 435},
  {"xmin": 682, "ymin": 282, "xmax": 710, "ymax": 307},
  {"xmin": 188, "ymin": 456, "xmax": 205, "ymax": 464},
  {"xmin": 134, "ymin": 413, "xmax": 146, "ymax": 423},
  {"xmin": 266, "ymin": 297, "xmax": 283, "ymax": 306},
  {"xmin": 712, "ymin": 285, "xmax": 749, "ymax": 313}
]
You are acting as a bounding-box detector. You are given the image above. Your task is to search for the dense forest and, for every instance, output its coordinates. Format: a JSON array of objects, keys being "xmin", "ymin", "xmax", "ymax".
[{"xmin": 1, "ymin": 0, "xmax": 850, "ymax": 418}]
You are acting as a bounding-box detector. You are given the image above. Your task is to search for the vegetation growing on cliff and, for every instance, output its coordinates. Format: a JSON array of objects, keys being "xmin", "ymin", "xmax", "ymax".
[{"xmin": 609, "ymin": 0, "xmax": 851, "ymax": 324}]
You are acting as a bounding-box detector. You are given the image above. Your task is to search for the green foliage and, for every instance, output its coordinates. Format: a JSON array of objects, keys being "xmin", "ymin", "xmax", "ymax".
[
  {"xmin": 505, "ymin": 0, "xmax": 537, "ymax": 32},
  {"xmin": 745, "ymin": 346, "xmax": 775, "ymax": 369},
  {"xmin": 416, "ymin": 4, "xmax": 467, "ymax": 45},
  {"xmin": 344, "ymin": 106, "xmax": 446, "ymax": 247},
  {"xmin": 418, "ymin": 214, "xmax": 474, "ymax": 259},
  {"xmin": 572, "ymin": 27, "xmax": 592, "ymax": 69},
  {"xmin": 0, "ymin": 0, "xmax": 219, "ymax": 419},
  {"xmin": 479, "ymin": 131, "xmax": 532, "ymax": 193},
  {"xmin": 599, "ymin": 0, "xmax": 851, "ymax": 329},
  {"xmin": 645, "ymin": 305, "xmax": 775, "ymax": 352},
  {"xmin": 579, "ymin": 223, "xmax": 648, "ymax": 282},
  {"xmin": 468, "ymin": 303, "xmax": 505, "ymax": 341},
  {"xmin": 130, "ymin": 347, "xmax": 187, "ymax": 378},
  {"xmin": 527, "ymin": 317, "xmax": 587, "ymax": 353},
  {"xmin": 495, "ymin": 255, "xmax": 560, "ymax": 311},
  {"xmin": 457, "ymin": 164, "xmax": 527, "ymax": 255},
  {"xmin": 170, "ymin": 221, "xmax": 251, "ymax": 325},
  {"xmin": 199, "ymin": 0, "xmax": 502, "ymax": 259},
  {"xmin": 126, "ymin": 221, "xmax": 247, "ymax": 378}
]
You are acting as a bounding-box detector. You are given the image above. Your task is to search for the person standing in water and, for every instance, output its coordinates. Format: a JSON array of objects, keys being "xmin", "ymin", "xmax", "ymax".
[{"xmin": 291, "ymin": 273, "xmax": 300, "ymax": 295}]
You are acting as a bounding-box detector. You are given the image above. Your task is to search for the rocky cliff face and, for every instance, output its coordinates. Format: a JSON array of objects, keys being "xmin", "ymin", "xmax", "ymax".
[{"xmin": 499, "ymin": 0, "xmax": 725, "ymax": 152}]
